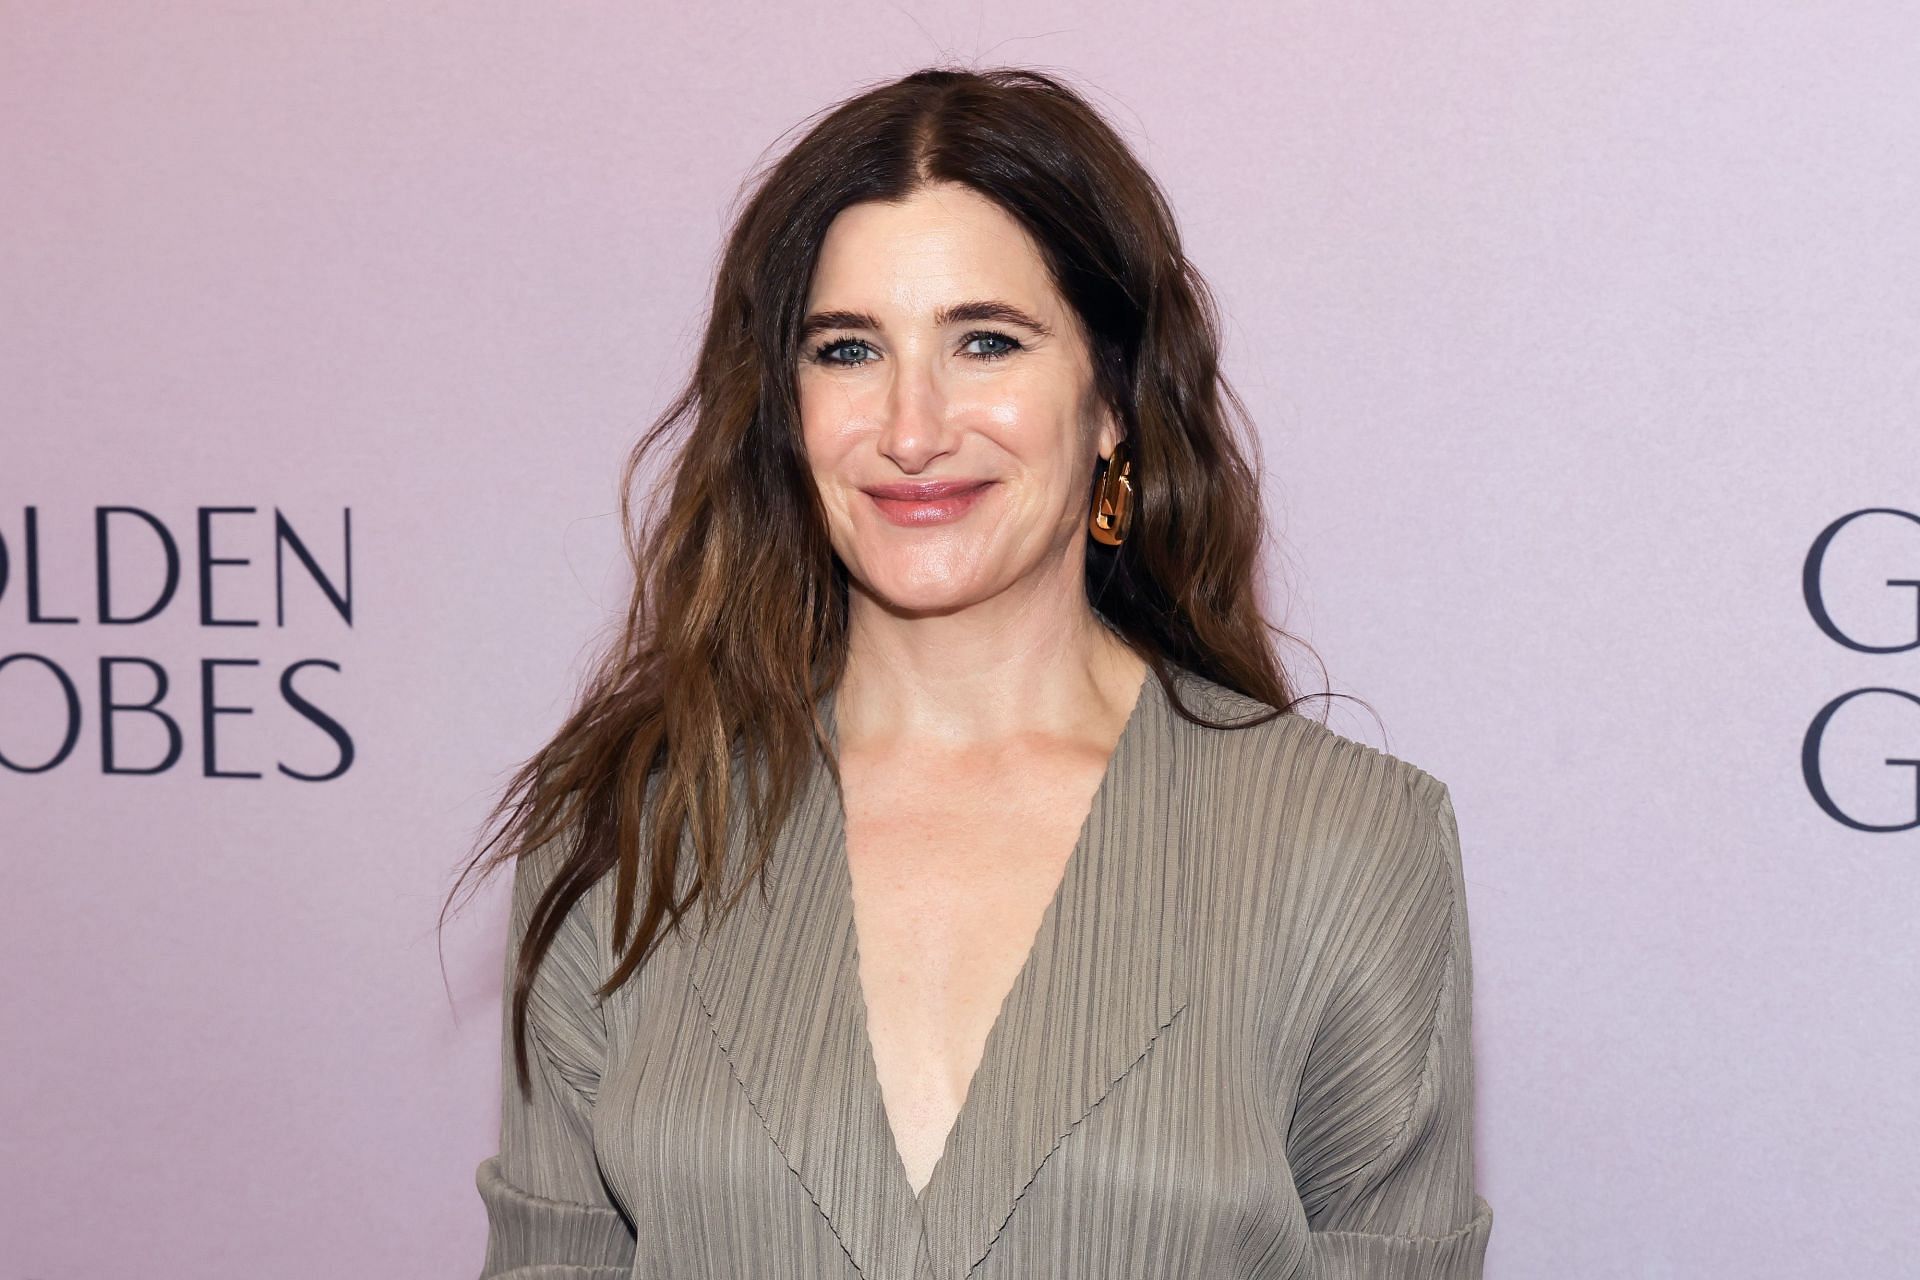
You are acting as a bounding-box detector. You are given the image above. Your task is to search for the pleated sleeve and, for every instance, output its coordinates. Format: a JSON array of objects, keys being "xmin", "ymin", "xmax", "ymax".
[
  {"xmin": 475, "ymin": 836, "xmax": 638, "ymax": 1279},
  {"xmin": 1291, "ymin": 774, "xmax": 1493, "ymax": 1279}
]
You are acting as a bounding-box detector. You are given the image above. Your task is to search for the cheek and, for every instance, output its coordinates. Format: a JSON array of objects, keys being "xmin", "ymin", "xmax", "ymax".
[
  {"xmin": 796, "ymin": 393, "xmax": 852, "ymax": 471},
  {"xmin": 797, "ymin": 382, "xmax": 868, "ymax": 455},
  {"xmin": 793, "ymin": 418, "xmax": 863, "ymax": 540},
  {"xmin": 983, "ymin": 397, "xmax": 1093, "ymax": 502},
  {"xmin": 973, "ymin": 371, "xmax": 1085, "ymax": 447}
]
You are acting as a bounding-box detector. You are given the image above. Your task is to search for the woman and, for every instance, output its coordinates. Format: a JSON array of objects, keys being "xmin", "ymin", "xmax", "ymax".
[{"xmin": 456, "ymin": 65, "xmax": 1492, "ymax": 1279}]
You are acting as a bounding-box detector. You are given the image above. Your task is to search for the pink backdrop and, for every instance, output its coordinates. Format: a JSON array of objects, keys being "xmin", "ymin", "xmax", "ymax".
[{"xmin": 4, "ymin": 4, "xmax": 1915, "ymax": 1276}]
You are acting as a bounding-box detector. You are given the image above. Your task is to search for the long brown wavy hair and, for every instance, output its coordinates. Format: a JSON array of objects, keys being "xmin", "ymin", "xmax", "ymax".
[{"xmin": 443, "ymin": 63, "xmax": 1342, "ymax": 1098}]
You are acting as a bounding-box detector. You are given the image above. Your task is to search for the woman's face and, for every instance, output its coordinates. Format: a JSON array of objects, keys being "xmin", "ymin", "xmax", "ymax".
[{"xmin": 796, "ymin": 181, "xmax": 1120, "ymax": 618}]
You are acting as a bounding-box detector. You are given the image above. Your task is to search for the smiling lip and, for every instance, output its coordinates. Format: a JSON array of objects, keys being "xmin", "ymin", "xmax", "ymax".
[{"xmin": 862, "ymin": 479, "xmax": 993, "ymax": 526}]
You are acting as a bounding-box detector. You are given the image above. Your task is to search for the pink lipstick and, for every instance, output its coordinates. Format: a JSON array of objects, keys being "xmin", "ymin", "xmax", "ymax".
[{"xmin": 862, "ymin": 479, "xmax": 993, "ymax": 527}]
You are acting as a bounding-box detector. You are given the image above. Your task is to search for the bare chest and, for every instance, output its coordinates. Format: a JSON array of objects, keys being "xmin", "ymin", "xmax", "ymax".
[{"xmin": 839, "ymin": 748, "xmax": 1110, "ymax": 1197}]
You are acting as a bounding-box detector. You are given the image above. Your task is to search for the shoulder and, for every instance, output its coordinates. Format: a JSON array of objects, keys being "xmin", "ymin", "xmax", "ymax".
[
  {"xmin": 1167, "ymin": 666, "xmax": 1457, "ymax": 892},
  {"xmin": 505, "ymin": 818, "xmax": 622, "ymax": 985},
  {"xmin": 1170, "ymin": 666, "xmax": 1451, "ymax": 812},
  {"xmin": 1168, "ymin": 672, "xmax": 1468, "ymax": 1033}
]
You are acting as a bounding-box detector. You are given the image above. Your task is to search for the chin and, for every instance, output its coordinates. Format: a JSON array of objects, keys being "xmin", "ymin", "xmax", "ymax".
[{"xmin": 852, "ymin": 561, "xmax": 993, "ymax": 618}]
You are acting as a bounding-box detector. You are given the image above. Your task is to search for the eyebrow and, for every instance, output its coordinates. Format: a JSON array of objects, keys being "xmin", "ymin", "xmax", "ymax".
[{"xmin": 799, "ymin": 299, "xmax": 1054, "ymax": 342}]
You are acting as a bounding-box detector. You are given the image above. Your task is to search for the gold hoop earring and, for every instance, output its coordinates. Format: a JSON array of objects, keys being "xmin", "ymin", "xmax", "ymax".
[{"xmin": 1089, "ymin": 439, "xmax": 1134, "ymax": 546}]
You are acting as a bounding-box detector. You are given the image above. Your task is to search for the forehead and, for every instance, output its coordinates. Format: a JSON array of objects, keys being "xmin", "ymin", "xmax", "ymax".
[{"xmin": 807, "ymin": 184, "xmax": 1057, "ymax": 313}]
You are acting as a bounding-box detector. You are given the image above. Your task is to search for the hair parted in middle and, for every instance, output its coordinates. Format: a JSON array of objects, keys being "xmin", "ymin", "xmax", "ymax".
[{"xmin": 444, "ymin": 63, "xmax": 1331, "ymax": 1099}]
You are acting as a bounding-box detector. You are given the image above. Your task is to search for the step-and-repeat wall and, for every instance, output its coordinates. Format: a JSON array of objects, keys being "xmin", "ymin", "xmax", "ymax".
[{"xmin": 4, "ymin": 6, "xmax": 1914, "ymax": 1277}]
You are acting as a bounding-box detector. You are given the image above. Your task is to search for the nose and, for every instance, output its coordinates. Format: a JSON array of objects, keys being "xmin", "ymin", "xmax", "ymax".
[{"xmin": 875, "ymin": 348, "xmax": 959, "ymax": 474}]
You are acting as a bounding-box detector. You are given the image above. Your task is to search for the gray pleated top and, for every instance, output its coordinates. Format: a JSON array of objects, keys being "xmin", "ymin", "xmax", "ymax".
[{"xmin": 475, "ymin": 663, "xmax": 1493, "ymax": 1279}]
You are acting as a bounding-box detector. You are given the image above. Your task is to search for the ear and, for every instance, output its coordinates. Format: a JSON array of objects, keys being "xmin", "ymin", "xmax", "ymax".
[{"xmin": 1092, "ymin": 399, "xmax": 1124, "ymax": 461}]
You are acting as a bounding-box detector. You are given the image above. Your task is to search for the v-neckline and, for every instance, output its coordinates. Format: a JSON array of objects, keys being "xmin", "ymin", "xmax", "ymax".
[
  {"xmin": 684, "ymin": 659, "xmax": 1194, "ymax": 1279},
  {"xmin": 818, "ymin": 662, "xmax": 1158, "ymax": 1209}
]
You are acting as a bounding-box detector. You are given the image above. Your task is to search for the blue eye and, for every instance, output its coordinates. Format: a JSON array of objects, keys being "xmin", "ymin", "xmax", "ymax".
[
  {"xmin": 812, "ymin": 338, "xmax": 874, "ymax": 366},
  {"xmin": 807, "ymin": 329, "xmax": 1025, "ymax": 367},
  {"xmin": 964, "ymin": 330, "xmax": 1022, "ymax": 361}
]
